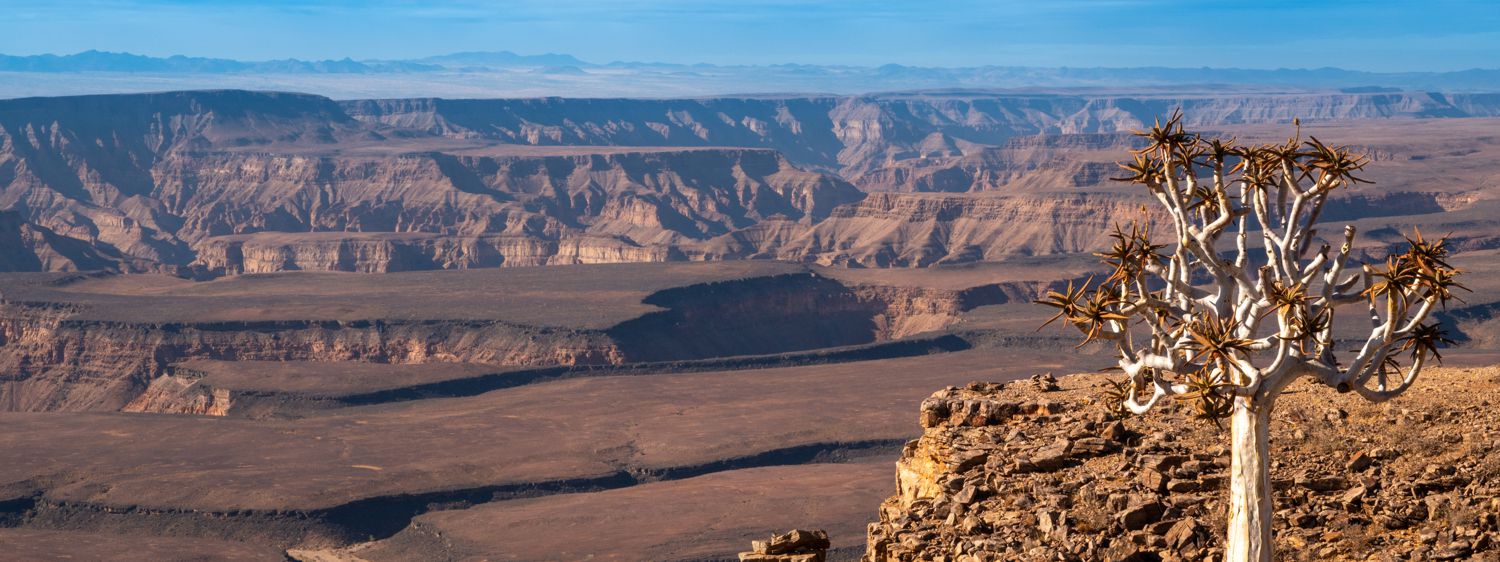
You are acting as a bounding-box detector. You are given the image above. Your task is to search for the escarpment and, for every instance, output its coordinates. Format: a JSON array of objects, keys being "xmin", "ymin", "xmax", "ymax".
[
  {"xmin": 190, "ymin": 232, "xmax": 682, "ymax": 273},
  {"xmin": 0, "ymin": 212, "xmax": 129, "ymax": 272},
  {"xmin": 0, "ymin": 266, "xmax": 1040, "ymax": 412},
  {"xmin": 0, "ymin": 300, "xmax": 624, "ymax": 411},
  {"xmin": 861, "ymin": 370, "xmax": 1500, "ymax": 562},
  {"xmin": 1, "ymin": 130, "xmax": 863, "ymax": 274},
  {"xmin": 733, "ymin": 192, "xmax": 1170, "ymax": 266},
  {"xmin": 0, "ymin": 90, "xmax": 868, "ymax": 275},
  {"xmin": 5, "ymin": 90, "xmax": 1499, "ymax": 273},
  {"xmin": 343, "ymin": 91, "xmax": 1500, "ymax": 179}
]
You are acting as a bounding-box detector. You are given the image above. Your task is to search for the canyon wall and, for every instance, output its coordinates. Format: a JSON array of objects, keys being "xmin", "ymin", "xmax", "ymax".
[
  {"xmin": 0, "ymin": 270, "xmax": 1046, "ymax": 412},
  {"xmin": 4, "ymin": 90, "xmax": 1499, "ymax": 273},
  {"xmin": 0, "ymin": 94, "xmax": 862, "ymax": 273},
  {"xmin": 0, "ymin": 300, "xmax": 624, "ymax": 411},
  {"xmin": 343, "ymin": 92, "xmax": 1500, "ymax": 178}
]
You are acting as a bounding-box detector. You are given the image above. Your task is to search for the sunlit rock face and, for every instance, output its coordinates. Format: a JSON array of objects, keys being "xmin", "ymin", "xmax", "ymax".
[{"xmin": 4, "ymin": 89, "xmax": 1500, "ymax": 273}]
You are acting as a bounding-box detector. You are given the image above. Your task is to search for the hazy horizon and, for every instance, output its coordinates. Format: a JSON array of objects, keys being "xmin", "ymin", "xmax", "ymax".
[
  {"xmin": 11, "ymin": 48, "xmax": 1500, "ymax": 73},
  {"xmin": 3, "ymin": 1, "xmax": 1499, "ymax": 72},
  {"xmin": 3, "ymin": 1, "xmax": 1499, "ymax": 99}
]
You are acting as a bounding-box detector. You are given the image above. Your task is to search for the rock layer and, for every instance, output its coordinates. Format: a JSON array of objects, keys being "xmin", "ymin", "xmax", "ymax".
[
  {"xmin": 343, "ymin": 92, "xmax": 1500, "ymax": 178},
  {"xmin": 5, "ymin": 90, "xmax": 1500, "ymax": 273},
  {"xmin": 0, "ymin": 268, "xmax": 1042, "ymax": 412}
]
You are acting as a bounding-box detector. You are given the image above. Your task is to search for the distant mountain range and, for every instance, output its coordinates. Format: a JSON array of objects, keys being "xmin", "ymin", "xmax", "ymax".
[
  {"xmin": 0, "ymin": 50, "xmax": 578, "ymax": 74},
  {"xmin": 0, "ymin": 50, "xmax": 1497, "ymax": 99}
]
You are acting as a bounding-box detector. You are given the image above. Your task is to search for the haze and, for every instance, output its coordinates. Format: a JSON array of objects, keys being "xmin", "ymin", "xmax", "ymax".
[{"xmin": 3, "ymin": 0, "xmax": 1498, "ymax": 71}]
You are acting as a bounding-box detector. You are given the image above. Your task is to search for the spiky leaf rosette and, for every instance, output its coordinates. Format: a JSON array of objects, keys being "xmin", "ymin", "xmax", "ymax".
[{"xmin": 1035, "ymin": 111, "xmax": 1464, "ymax": 423}]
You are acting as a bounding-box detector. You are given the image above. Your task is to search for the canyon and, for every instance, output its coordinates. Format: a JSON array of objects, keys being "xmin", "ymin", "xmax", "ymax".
[
  {"xmin": 0, "ymin": 261, "xmax": 1089, "ymax": 413},
  {"xmin": 3, "ymin": 90, "xmax": 1500, "ymax": 274},
  {"xmin": 3, "ymin": 87, "xmax": 1500, "ymax": 560}
]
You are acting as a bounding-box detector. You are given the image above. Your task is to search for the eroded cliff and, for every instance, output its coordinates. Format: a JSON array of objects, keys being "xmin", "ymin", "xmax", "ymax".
[
  {"xmin": 5, "ymin": 90, "xmax": 1499, "ymax": 273},
  {"xmin": 343, "ymin": 92, "xmax": 1500, "ymax": 180},
  {"xmin": 0, "ymin": 267, "xmax": 1042, "ymax": 412}
]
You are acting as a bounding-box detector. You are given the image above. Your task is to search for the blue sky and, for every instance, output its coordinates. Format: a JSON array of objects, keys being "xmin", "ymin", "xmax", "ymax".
[{"xmin": 2, "ymin": 0, "xmax": 1497, "ymax": 71}]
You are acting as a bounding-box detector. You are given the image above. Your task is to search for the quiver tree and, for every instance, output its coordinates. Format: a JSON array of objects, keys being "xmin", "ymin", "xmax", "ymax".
[{"xmin": 1037, "ymin": 112, "xmax": 1464, "ymax": 562}]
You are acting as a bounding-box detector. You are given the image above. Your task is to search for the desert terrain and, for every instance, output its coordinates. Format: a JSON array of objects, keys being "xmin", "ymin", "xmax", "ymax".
[
  {"xmin": 1, "ymin": 88, "xmax": 1499, "ymax": 560},
  {"xmin": 865, "ymin": 367, "xmax": 1500, "ymax": 561}
]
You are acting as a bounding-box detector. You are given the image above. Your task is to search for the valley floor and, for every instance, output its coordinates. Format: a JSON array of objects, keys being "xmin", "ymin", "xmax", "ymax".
[
  {"xmin": 0, "ymin": 262, "xmax": 1100, "ymax": 560},
  {"xmin": 1, "ymin": 258, "xmax": 1498, "ymax": 560}
]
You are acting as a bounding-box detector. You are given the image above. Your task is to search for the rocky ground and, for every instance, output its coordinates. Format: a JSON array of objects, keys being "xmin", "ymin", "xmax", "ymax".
[{"xmin": 862, "ymin": 368, "xmax": 1500, "ymax": 562}]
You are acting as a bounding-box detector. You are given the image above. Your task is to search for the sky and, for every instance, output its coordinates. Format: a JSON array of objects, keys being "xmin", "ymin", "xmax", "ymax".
[{"xmin": 1, "ymin": 0, "xmax": 1498, "ymax": 71}]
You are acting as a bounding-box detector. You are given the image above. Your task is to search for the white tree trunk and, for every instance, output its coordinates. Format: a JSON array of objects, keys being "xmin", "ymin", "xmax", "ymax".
[{"xmin": 1225, "ymin": 399, "xmax": 1274, "ymax": 562}]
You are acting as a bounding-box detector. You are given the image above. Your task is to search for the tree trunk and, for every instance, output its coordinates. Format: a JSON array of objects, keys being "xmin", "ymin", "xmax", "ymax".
[{"xmin": 1225, "ymin": 398, "xmax": 1274, "ymax": 562}]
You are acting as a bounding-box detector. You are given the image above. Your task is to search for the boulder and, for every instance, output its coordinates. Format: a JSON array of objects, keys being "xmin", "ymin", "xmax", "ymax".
[
  {"xmin": 740, "ymin": 529, "xmax": 830, "ymax": 562},
  {"xmin": 1119, "ymin": 500, "xmax": 1167, "ymax": 531}
]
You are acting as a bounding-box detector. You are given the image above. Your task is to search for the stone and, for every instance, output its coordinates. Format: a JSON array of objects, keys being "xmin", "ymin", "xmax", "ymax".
[
  {"xmin": 1070, "ymin": 437, "xmax": 1120, "ymax": 458},
  {"xmin": 1146, "ymin": 519, "xmax": 1176, "ymax": 536},
  {"xmin": 1139, "ymin": 469, "xmax": 1169, "ymax": 494},
  {"xmin": 1103, "ymin": 420, "xmax": 1129, "ymax": 442},
  {"xmin": 1285, "ymin": 534, "xmax": 1308, "ymax": 549},
  {"xmin": 1195, "ymin": 476, "xmax": 1226, "ymax": 491},
  {"xmin": 1119, "ymin": 500, "xmax": 1167, "ymax": 531},
  {"xmin": 1340, "ymin": 485, "xmax": 1368, "ymax": 508},
  {"xmin": 955, "ymin": 451, "xmax": 988, "ymax": 473},
  {"xmin": 1294, "ymin": 473, "xmax": 1348, "ymax": 492},
  {"xmin": 1164, "ymin": 517, "xmax": 1202, "ymax": 549},
  {"xmin": 754, "ymin": 529, "xmax": 830, "ymax": 556},
  {"xmin": 1031, "ymin": 372, "xmax": 1061, "ymax": 392},
  {"xmin": 954, "ymin": 484, "xmax": 983, "ymax": 505},
  {"xmin": 959, "ymin": 514, "xmax": 985, "ymax": 534},
  {"xmin": 1346, "ymin": 450, "xmax": 1374, "ymax": 472},
  {"xmin": 740, "ymin": 555, "xmax": 824, "ymax": 562},
  {"xmin": 1138, "ymin": 454, "xmax": 1188, "ymax": 473},
  {"xmin": 1107, "ymin": 493, "xmax": 1131, "ymax": 511},
  {"xmin": 1165, "ymin": 479, "xmax": 1202, "ymax": 493},
  {"xmin": 1376, "ymin": 514, "xmax": 1410, "ymax": 530},
  {"xmin": 1431, "ymin": 542, "xmax": 1473, "ymax": 560},
  {"xmin": 920, "ymin": 406, "xmax": 947, "ymax": 429},
  {"xmin": 1473, "ymin": 534, "xmax": 1493, "ymax": 552},
  {"xmin": 1037, "ymin": 510, "xmax": 1057, "ymax": 535},
  {"xmin": 1102, "ymin": 542, "xmax": 1158, "ymax": 562},
  {"xmin": 1180, "ymin": 460, "xmax": 1213, "ymax": 474},
  {"xmin": 1015, "ymin": 445, "xmax": 1072, "ymax": 473},
  {"xmin": 1291, "ymin": 511, "xmax": 1319, "ymax": 528}
]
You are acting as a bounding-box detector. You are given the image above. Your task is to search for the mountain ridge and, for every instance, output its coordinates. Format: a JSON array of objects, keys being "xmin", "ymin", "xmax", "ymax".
[{"xmin": 3, "ymin": 52, "xmax": 1500, "ymax": 99}]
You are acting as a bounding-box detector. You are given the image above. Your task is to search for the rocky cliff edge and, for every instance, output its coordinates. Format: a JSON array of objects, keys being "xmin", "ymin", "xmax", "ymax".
[{"xmin": 862, "ymin": 369, "xmax": 1500, "ymax": 561}]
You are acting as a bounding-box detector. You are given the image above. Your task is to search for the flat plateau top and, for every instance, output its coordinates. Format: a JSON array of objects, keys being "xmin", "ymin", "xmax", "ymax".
[
  {"xmin": 0, "ymin": 259, "xmax": 1099, "ymax": 326},
  {"xmin": 0, "ymin": 261, "xmax": 807, "ymax": 327},
  {"xmin": 176, "ymin": 359, "xmax": 506, "ymax": 396}
]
